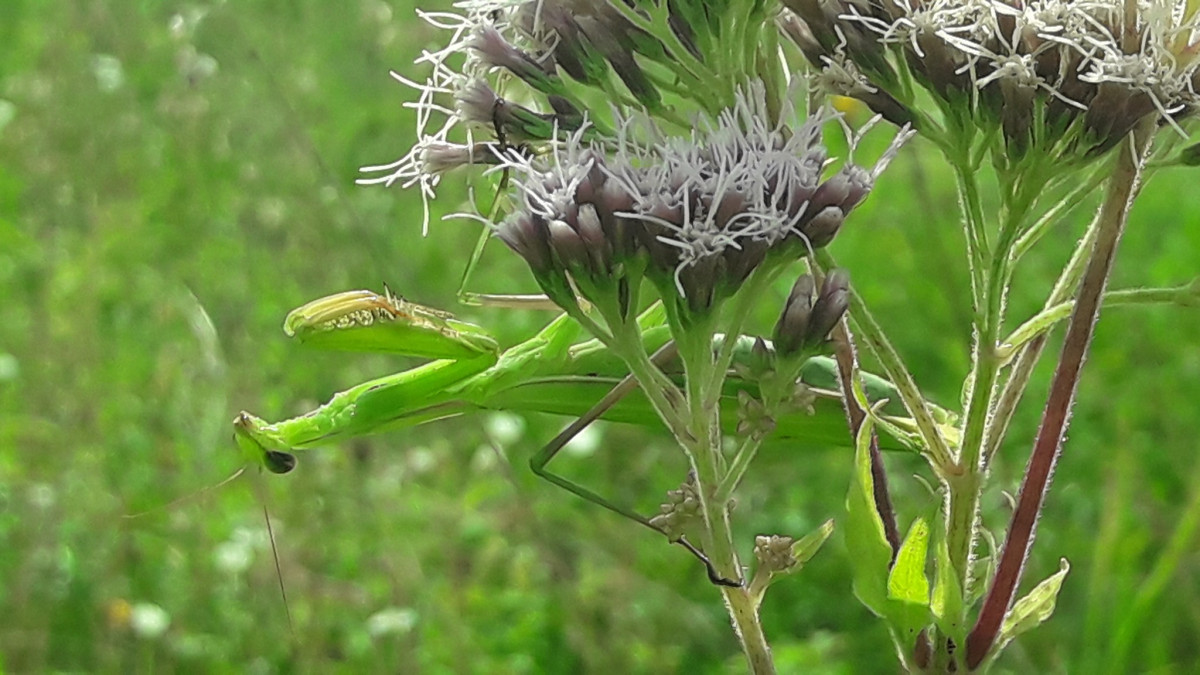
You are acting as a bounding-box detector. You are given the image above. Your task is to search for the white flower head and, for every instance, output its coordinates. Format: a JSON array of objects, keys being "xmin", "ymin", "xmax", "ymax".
[
  {"xmin": 495, "ymin": 84, "xmax": 908, "ymax": 312},
  {"xmin": 789, "ymin": 0, "xmax": 1200, "ymax": 158}
]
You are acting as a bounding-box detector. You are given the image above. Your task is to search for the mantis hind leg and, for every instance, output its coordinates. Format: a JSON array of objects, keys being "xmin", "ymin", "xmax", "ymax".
[{"xmin": 527, "ymin": 341, "xmax": 741, "ymax": 587}]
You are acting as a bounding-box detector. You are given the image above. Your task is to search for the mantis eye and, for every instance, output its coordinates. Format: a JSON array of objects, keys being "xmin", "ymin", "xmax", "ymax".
[{"xmin": 264, "ymin": 451, "xmax": 297, "ymax": 475}]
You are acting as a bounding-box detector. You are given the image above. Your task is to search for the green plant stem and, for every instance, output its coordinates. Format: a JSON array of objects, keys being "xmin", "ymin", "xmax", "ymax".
[
  {"xmin": 609, "ymin": 320, "xmax": 689, "ymax": 440},
  {"xmin": 953, "ymin": 154, "xmax": 990, "ymax": 311},
  {"xmin": 707, "ymin": 267, "xmax": 782, "ymax": 407},
  {"xmin": 1000, "ymin": 283, "xmax": 1200, "ymax": 357},
  {"xmin": 948, "ymin": 176, "xmax": 1038, "ymax": 601},
  {"xmin": 675, "ymin": 330, "xmax": 775, "ymax": 675},
  {"xmin": 815, "ymin": 250, "xmax": 956, "ymax": 475},
  {"xmin": 718, "ymin": 434, "xmax": 765, "ymax": 503},
  {"xmin": 980, "ymin": 200, "xmax": 1107, "ymax": 465},
  {"xmin": 966, "ymin": 125, "xmax": 1153, "ymax": 669},
  {"xmin": 1009, "ymin": 167, "xmax": 1107, "ymax": 262}
]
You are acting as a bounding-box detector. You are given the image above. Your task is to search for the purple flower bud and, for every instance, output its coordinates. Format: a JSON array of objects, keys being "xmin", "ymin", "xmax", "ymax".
[
  {"xmin": 547, "ymin": 217, "xmax": 588, "ymax": 269},
  {"xmin": 773, "ymin": 274, "xmax": 816, "ymax": 356},
  {"xmin": 773, "ymin": 269, "xmax": 850, "ymax": 357},
  {"xmin": 575, "ymin": 203, "xmax": 613, "ymax": 272},
  {"xmin": 806, "ymin": 170, "xmax": 850, "ymax": 216},
  {"xmin": 799, "ymin": 206, "xmax": 844, "ymax": 249},
  {"xmin": 497, "ymin": 213, "xmax": 553, "ymax": 273},
  {"xmin": 471, "ymin": 26, "xmax": 553, "ymax": 88},
  {"xmin": 806, "ymin": 269, "xmax": 850, "ymax": 348}
]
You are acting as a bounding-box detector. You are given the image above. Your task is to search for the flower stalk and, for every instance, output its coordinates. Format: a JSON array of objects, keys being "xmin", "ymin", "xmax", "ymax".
[{"xmin": 966, "ymin": 120, "xmax": 1156, "ymax": 669}]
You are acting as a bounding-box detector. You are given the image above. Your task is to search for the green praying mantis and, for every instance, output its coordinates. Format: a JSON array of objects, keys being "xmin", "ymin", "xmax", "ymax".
[{"xmin": 232, "ymin": 286, "xmax": 933, "ymax": 558}]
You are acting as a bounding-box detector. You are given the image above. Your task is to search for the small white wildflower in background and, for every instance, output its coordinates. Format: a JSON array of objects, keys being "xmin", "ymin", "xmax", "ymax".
[
  {"xmin": 470, "ymin": 444, "xmax": 499, "ymax": 472},
  {"xmin": 130, "ymin": 602, "xmax": 171, "ymax": 639},
  {"xmin": 90, "ymin": 54, "xmax": 125, "ymax": 93},
  {"xmin": 213, "ymin": 538, "xmax": 254, "ymax": 575},
  {"xmin": 484, "ymin": 411, "xmax": 526, "ymax": 447},
  {"xmin": 406, "ymin": 447, "xmax": 438, "ymax": 474},
  {"xmin": 28, "ymin": 483, "xmax": 55, "ymax": 510},
  {"xmin": 563, "ymin": 423, "xmax": 602, "ymax": 458},
  {"xmin": 366, "ymin": 606, "xmax": 419, "ymax": 638},
  {"xmin": 0, "ymin": 102, "xmax": 15, "ymax": 137}
]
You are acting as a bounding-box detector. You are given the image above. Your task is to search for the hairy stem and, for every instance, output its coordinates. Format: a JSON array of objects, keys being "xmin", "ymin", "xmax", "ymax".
[
  {"xmin": 980, "ymin": 199, "xmax": 1108, "ymax": 465},
  {"xmin": 966, "ymin": 126, "xmax": 1153, "ymax": 669},
  {"xmin": 1000, "ymin": 283, "xmax": 1200, "ymax": 357},
  {"xmin": 948, "ymin": 173, "xmax": 1036, "ymax": 603},
  {"xmin": 815, "ymin": 249, "xmax": 956, "ymax": 475},
  {"xmin": 831, "ymin": 319, "xmax": 902, "ymax": 558},
  {"xmin": 675, "ymin": 334, "xmax": 775, "ymax": 674}
]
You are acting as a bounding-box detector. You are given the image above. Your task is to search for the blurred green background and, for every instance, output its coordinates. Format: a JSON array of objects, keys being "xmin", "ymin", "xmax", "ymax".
[{"xmin": 3, "ymin": 1, "xmax": 1200, "ymax": 673}]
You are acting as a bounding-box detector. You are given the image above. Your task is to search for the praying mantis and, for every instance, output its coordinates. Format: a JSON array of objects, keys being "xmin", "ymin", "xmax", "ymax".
[{"xmin": 233, "ymin": 286, "xmax": 927, "ymax": 545}]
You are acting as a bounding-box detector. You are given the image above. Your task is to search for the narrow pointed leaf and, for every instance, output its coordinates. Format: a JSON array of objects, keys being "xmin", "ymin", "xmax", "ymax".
[
  {"xmin": 932, "ymin": 518, "xmax": 966, "ymax": 647},
  {"xmin": 886, "ymin": 517, "xmax": 933, "ymax": 642},
  {"xmin": 844, "ymin": 413, "xmax": 895, "ymax": 617},
  {"xmin": 790, "ymin": 519, "xmax": 836, "ymax": 568},
  {"xmin": 995, "ymin": 559, "xmax": 1070, "ymax": 652}
]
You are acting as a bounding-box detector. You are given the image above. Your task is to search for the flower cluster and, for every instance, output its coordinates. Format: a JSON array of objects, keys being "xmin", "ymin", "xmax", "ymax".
[
  {"xmin": 787, "ymin": 0, "xmax": 1200, "ymax": 160},
  {"xmin": 773, "ymin": 269, "xmax": 851, "ymax": 357},
  {"xmin": 359, "ymin": 0, "xmax": 790, "ymax": 231},
  {"xmin": 494, "ymin": 90, "xmax": 907, "ymax": 317}
]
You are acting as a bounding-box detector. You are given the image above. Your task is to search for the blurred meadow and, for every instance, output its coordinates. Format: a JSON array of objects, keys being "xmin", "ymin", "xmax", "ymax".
[{"xmin": 2, "ymin": 1, "xmax": 1200, "ymax": 673}]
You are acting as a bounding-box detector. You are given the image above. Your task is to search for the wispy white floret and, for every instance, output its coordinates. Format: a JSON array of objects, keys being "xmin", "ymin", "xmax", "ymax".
[{"xmin": 493, "ymin": 84, "xmax": 909, "ymax": 303}]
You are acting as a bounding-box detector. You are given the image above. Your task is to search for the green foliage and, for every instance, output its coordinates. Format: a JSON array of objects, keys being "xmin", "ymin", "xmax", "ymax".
[
  {"xmin": 3, "ymin": 1, "xmax": 1200, "ymax": 673},
  {"xmin": 886, "ymin": 517, "xmax": 932, "ymax": 647},
  {"xmin": 992, "ymin": 559, "xmax": 1070, "ymax": 663}
]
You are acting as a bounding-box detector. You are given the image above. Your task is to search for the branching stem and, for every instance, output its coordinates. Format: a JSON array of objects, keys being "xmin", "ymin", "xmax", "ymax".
[{"xmin": 966, "ymin": 124, "xmax": 1154, "ymax": 669}]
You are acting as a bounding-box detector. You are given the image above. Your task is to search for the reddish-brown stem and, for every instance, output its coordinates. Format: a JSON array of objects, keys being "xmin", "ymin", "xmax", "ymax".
[
  {"xmin": 831, "ymin": 321, "xmax": 902, "ymax": 559},
  {"xmin": 965, "ymin": 131, "xmax": 1150, "ymax": 669}
]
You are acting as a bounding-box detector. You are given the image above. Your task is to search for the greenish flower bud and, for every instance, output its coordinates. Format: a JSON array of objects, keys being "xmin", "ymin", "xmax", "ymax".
[
  {"xmin": 753, "ymin": 535, "xmax": 799, "ymax": 574},
  {"xmin": 649, "ymin": 472, "xmax": 703, "ymax": 540},
  {"xmin": 735, "ymin": 390, "xmax": 777, "ymax": 438}
]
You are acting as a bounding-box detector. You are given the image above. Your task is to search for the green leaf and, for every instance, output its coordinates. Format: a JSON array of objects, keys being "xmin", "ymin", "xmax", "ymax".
[
  {"xmin": 791, "ymin": 519, "xmax": 836, "ymax": 568},
  {"xmin": 931, "ymin": 519, "xmax": 966, "ymax": 647},
  {"xmin": 889, "ymin": 517, "xmax": 931, "ymax": 604},
  {"xmin": 995, "ymin": 558, "xmax": 1070, "ymax": 652},
  {"xmin": 886, "ymin": 517, "xmax": 933, "ymax": 642},
  {"xmin": 969, "ymin": 528, "xmax": 1000, "ymax": 606},
  {"xmin": 843, "ymin": 412, "xmax": 895, "ymax": 618}
]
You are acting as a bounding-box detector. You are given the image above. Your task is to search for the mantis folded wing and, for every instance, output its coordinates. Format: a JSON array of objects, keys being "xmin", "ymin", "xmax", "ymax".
[{"xmin": 234, "ymin": 288, "xmax": 916, "ymax": 473}]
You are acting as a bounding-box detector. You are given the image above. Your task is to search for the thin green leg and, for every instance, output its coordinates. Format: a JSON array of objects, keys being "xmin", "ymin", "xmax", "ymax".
[{"xmin": 526, "ymin": 341, "xmax": 740, "ymax": 586}]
